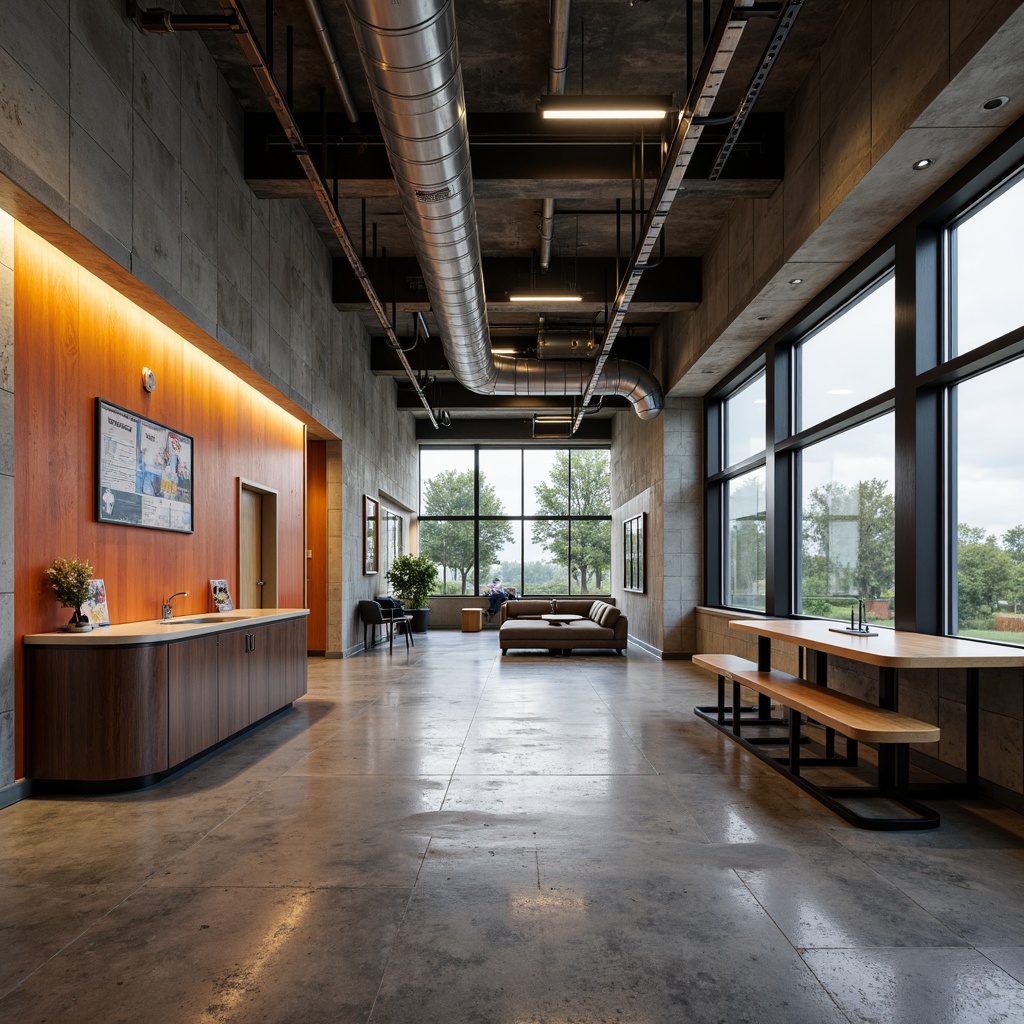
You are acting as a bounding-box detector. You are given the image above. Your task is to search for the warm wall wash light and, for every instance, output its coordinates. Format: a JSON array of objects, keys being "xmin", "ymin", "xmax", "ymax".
[
  {"xmin": 508, "ymin": 294, "xmax": 582, "ymax": 302},
  {"xmin": 539, "ymin": 95, "xmax": 671, "ymax": 120}
]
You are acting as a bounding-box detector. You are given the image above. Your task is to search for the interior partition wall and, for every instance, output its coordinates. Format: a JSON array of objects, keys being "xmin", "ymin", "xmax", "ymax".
[{"xmin": 706, "ymin": 116, "xmax": 1024, "ymax": 644}]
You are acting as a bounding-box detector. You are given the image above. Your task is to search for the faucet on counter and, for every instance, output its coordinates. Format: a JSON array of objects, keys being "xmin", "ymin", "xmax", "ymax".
[{"xmin": 162, "ymin": 591, "xmax": 189, "ymax": 620}]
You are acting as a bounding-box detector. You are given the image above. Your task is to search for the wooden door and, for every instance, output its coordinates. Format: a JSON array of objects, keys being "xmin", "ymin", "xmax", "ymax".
[
  {"xmin": 240, "ymin": 487, "xmax": 264, "ymax": 609},
  {"xmin": 305, "ymin": 441, "xmax": 327, "ymax": 651}
]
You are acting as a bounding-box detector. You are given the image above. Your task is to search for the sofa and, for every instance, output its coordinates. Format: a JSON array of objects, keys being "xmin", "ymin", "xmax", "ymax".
[{"xmin": 498, "ymin": 598, "xmax": 628, "ymax": 655}]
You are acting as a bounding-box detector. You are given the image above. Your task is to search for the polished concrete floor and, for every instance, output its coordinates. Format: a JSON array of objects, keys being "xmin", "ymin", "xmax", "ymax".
[{"xmin": 3, "ymin": 632, "xmax": 1024, "ymax": 1023}]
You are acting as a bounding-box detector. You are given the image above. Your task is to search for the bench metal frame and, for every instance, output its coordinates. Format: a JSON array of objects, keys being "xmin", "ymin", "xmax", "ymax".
[{"xmin": 694, "ymin": 661, "xmax": 940, "ymax": 831}]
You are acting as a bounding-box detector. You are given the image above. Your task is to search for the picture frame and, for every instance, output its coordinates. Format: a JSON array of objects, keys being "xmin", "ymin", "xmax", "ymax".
[
  {"xmin": 364, "ymin": 494, "xmax": 379, "ymax": 575},
  {"xmin": 96, "ymin": 398, "xmax": 194, "ymax": 533},
  {"xmin": 80, "ymin": 578, "xmax": 110, "ymax": 626},
  {"xmin": 210, "ymin": 579, "xmax": 234, "ymax": 612},
  {"xmin": 624, "ymin": 513, "xmax": 645, "ymax": 593}
]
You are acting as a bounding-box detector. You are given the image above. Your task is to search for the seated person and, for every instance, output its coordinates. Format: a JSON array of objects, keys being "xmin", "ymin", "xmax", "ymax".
[{"xmin": 485, "ymin": 578, "xmax": 509, "ymax": 620}]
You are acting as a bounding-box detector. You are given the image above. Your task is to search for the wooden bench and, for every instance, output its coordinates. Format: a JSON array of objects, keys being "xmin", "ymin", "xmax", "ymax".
[{"xmin": 692, "ymin": 654, "xmax": 941, "ymax": 831}]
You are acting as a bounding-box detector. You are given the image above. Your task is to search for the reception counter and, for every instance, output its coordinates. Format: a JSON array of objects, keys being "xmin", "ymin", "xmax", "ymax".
[{"xmin": 24, "ymin": 609, "xmax": 309, "ymax": 792}]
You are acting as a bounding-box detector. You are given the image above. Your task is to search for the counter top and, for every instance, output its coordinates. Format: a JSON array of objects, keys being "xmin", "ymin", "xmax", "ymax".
[{"xmin": 24, "ymin": 608, "xmax": 309, "ymax": 646}]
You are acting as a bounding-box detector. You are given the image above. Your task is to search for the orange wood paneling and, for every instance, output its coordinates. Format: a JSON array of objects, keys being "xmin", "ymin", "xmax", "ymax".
[
  {"xmin": 306, "ymin": 441, "xmax": 327, "ymax": 651},
  {"xmin": 13, "ymin": 224, "xmax": 308, "ymax": 779}
]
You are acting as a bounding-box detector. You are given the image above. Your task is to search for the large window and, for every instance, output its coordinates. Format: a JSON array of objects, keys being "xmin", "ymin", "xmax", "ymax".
[
  {"xmin": 950, "ymin": 172, "xmax": 1024, "ymax": 357},
  {"xmin": 797, "ymin": 273, "xmax": 894, "ymax": 431},
  {"xmin": 419, "ymin": 447, "xmax": 611, "ymax": 597},
  {"xmin": 707, "ymin": 135, "xmax": 1024, "ymax": 649},
  {"xmin": 952, "ymin": 362, "xmax": 1024, "ymax": 644},
  {"xmin": 798, "ymin": 416, "xmax": 895, "ymax": 621},
  {"xmin": 713, "ymin": 370, "xmax": 767, "ymax": 611}
]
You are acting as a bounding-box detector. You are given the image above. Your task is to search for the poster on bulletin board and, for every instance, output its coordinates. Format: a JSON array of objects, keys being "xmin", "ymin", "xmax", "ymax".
[{"xmin": 96, "ymin": 398, "xmax": 194, "ymax": 533}]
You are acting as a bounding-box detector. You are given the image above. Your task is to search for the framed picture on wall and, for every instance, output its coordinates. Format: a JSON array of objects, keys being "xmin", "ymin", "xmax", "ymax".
[
  {"xmin": 624, "ymin": 513, "xmax": 645, "ymax": 593},
  {"xmin": 364, "ymin": 494, "xmax": 379, "ymax": 575},
  {"xmin": 96, "ymin": 398, "xmax": 194, "ymax": 533}
]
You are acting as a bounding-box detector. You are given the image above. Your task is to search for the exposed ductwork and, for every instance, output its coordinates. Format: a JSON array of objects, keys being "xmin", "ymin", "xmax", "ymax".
[{"xmin": 342, "ymin": 0, "xmax": 662, "ymax": 421}]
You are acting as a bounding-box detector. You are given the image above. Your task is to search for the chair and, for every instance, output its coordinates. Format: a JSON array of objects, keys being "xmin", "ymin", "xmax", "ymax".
[{"xmin": 358, "ymin": 599, "xmax": 415, "ymax": 653}]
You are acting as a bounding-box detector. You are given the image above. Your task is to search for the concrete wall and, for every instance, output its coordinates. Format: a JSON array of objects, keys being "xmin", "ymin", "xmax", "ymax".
[
  {"xmin": 0, "ymin": 2, "xmax": 420, "ymax": 777},
  {"xmin": 612, "ymin": 397, "xmax": 703, "ymax": 658}
]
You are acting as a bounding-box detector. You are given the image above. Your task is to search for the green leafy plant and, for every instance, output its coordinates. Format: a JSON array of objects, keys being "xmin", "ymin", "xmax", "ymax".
[
  {"xmin": 386, "ymin": 553, "xmax": 439, "ymax": 609},
  {"xmin": 44, "ymin": 557, "xmax": 94, "ymax": 624}
]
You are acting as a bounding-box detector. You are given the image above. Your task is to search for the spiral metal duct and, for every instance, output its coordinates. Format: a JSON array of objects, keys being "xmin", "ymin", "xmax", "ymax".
[{"xmin": 342, "ymin": 0, "xmax": 663, "ymax": 421}]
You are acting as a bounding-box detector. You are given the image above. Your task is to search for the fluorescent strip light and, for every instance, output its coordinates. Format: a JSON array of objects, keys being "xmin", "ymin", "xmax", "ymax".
[
  {"xmin": 542, "ymin": 107, "xmax": 667, "ymax": 120},
  {"xmin": 491, "ymin": 348, "xmax": 518, "ymax": 355},
  {"xmin": 534, "ymin": 416, "xmax": 573, "ymax": 424},
  {"xmin": 508, "ymin": 294, "xmax": 581, "ymax": 302}
]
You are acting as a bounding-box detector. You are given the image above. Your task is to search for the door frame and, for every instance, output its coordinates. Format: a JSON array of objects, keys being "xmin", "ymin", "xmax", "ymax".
[{"xmin": 239, "ymin": 478, "xmax": 279, "ymax": 608}]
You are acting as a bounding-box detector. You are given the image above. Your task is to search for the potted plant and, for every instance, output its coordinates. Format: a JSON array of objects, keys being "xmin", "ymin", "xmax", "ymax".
[
  {"xmin": 386, "ymin": 553, "xmax": 439, "ymax": 632},
  {"xmin": 44, "ymin": 557, "xmax": 95, "ymax": 632}
]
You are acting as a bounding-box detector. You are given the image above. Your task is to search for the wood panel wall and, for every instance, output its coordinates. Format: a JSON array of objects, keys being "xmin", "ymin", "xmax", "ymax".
[
  {"xmin": 13, "ymin": 224, "xmax": 307, "ymax": 778},
  {"xmin": 306, "ymin": 441, "xmax": 328, "ymax": 651}
]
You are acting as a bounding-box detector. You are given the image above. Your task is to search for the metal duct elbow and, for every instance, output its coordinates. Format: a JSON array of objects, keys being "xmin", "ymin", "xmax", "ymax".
[{"xmin": 491, "ymin": 356, "xmax": 663, "ymax": 420}]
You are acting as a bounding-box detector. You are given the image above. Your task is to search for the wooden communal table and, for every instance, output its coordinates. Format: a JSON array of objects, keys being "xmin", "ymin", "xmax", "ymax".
[{"xmin": 729, "ymin": 617, "xmax": 1024, "ymax": 798}]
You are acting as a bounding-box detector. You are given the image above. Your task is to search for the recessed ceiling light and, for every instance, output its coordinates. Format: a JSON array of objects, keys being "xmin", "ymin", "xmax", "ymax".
[
  {"xmin": 756, "ymin": 315, "xmax": 770, "ymax": 321},
  {"xmin": 912, "ymin": 158, "xmax": 933, "ymax": 170},
  {"xmin": 983, "ymin": 96, "xmax": 1009, "ymax": 110},
  {"xmin": 789, "ymin": 278, "xmax": 803, "ymax": 285}
]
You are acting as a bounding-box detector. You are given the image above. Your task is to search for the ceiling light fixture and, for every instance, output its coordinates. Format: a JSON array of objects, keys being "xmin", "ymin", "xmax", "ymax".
[
  {"xmin": 756, "ymin": 315, "xmax": 770, "ymax": 321},
  {"xmin": 983, "ymin": 96, "xmax": 1009, "ymax": 110},
  {"xmin": 789, "ymin": 278, "xmax": 803, "ymax": 285},
  {"xmin": 534, "ymin": 415, "xmax": 574, "ymax": 424},
  {"xmin": 539, "ymin": 95, "xmax": 671, "ymax": 120},
  {"xmin": 508, "ymin": 294, "xmax": 582, "ymax": 303},
  {"xmin": 491, "ymin": 348, "xmax": 519, "ymax": 356},
  {"xmin": 912, "ymin": 158, "xmax": 933, "ymax": 170}
]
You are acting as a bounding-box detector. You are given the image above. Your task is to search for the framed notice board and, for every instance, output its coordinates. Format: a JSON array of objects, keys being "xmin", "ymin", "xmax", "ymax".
[{"xmin": 96, "ymin": 398, "xmax": 194, "ymax": 533}]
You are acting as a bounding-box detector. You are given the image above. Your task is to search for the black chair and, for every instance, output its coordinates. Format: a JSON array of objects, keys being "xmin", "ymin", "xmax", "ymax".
[{"xmin": 358, "ymin": 599, "xmax": 415, "ymax": 653}]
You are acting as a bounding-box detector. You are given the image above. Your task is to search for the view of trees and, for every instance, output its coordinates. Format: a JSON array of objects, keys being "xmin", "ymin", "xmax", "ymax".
[
  {"xmin": 801, "ymin": 479, "xmax": 895, "ymax": 613},
  {"xmin": 957, "ymin": 523, "xmax": 1024, "ymax": 627},
  {"xmin": 531, "ymin": 450, "xmax": 610, "ymax": 593},
  {"xmin": 419, "ymin": 469, "xmax": 513, "ymax": 595},
  {"xmin": 419, "ymin": 450, "xmax": 611, "ymax": 596}
]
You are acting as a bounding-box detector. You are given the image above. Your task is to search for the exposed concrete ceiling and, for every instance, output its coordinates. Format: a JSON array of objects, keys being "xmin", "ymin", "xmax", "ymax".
[{"xmin": 182, "ymin": 0, "xmax": 857, "ymax": 427}]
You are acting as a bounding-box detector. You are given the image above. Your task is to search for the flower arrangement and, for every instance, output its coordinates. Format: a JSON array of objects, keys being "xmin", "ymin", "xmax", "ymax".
[{"xmin": 44, "ymin": 557, "xmax": 95, "ymax": 630}]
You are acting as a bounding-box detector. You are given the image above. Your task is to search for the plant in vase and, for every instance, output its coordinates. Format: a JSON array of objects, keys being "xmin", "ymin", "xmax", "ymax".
[
  {"xmin": 44, "ymin": 557, "xmax": 95, "ymax": 632},
  {"xmin": 385, "ymin": 554, "xmax": 439, "ymax": 632}
]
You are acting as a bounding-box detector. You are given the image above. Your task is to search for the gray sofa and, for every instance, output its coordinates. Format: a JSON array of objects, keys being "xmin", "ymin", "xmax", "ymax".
[{"xmin": 498, "ymin": 598, "xmax": 628, "ymax": 655}]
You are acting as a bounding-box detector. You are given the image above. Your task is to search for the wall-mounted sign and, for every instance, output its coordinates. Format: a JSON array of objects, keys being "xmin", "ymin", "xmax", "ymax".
[{"xmin": 96, "ymin": 398, "xmax": 194, "ymax": 533}]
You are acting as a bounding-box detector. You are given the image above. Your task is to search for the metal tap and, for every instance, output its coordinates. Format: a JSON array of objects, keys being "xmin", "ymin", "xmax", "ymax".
[{"xmin": 162, "ymin": 591, "xmax": 188, "ymax": 619}]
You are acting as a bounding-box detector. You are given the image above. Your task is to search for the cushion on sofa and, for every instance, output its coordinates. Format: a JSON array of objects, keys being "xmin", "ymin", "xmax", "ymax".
[{"xmin": 587, "ymin": 601, "xmax": 621, "ymax": 628}]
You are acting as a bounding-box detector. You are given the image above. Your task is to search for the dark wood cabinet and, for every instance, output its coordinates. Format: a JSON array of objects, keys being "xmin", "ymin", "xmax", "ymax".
[
  {"xmin": 26, "ymin": 613, "xmax": 308, "ymax": 790},
  {"xmin": 168, "ymin": 633, "xmax": 220, "ymax": 765}
]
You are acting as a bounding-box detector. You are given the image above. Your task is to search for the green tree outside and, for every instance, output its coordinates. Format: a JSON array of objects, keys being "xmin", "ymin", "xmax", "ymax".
[
  {"xmin": 801, "ymin": 478, "xmax": 895, "ymax": 605},
  {"xmin": 419, "ymin": 469, "xmax": 513, "ymax": 594},
  {"xmin": 531, "ymin": 450, "xmax": 611, "ymax": 594}
]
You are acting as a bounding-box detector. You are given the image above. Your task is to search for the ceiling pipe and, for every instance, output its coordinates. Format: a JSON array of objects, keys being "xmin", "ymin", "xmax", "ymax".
[
  {"xmin": 342, "ymin": 0, "xmax": 662, "ymax": 421},
  {"xmin": 572, "ymin": 0, "xmax": 758, "ymax": 432},
  {"xmin": 538, "ymin": 0, "xmax": 572, "ymax": 272},
  {"xmin": 300, "ymin": 0, "xmax": 360, "ymax": 124},
  {"xmin": 206, "ymin": 0, "xmax": 438, "ymax": 427}
]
